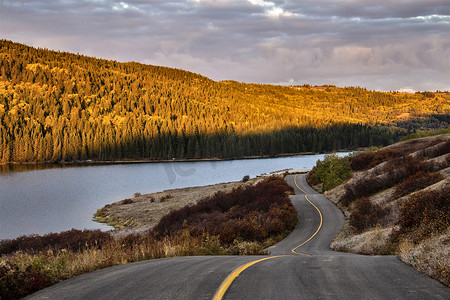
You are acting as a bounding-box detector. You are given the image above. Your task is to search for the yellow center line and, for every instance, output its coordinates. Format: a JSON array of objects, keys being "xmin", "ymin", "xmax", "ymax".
[
  {"xmin": 291, "ymin": 174, "xmax": 323, "ymax": 256},
  {"xmin": 293, "ymin": 174, "xmax": 308, "ymax": 194},
  {"xmin": 212, "ymin": 255, "xmax": 291, "ymax": 300},
  {"xmin": 212, "ymin": 174, "xmax": 324, "ymax": 300}
]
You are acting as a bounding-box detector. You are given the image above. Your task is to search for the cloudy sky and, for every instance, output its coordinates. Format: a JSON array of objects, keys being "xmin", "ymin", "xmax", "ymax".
[{"xmin": 0, "ymin": 0, "xmax": 449, "ymax": 91}]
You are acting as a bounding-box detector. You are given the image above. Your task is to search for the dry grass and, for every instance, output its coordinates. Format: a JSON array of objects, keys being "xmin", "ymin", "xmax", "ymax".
[
  {"xmin": 331, "ymin": 226, "xmax": 393, "ymax": 255},
  {"xmin": 0, "ymin": 231, "xmax": 275, "ymax": 299},
  {"xmin": 398, "ymin": 229, "xmax": 450, "ymax": 286}
]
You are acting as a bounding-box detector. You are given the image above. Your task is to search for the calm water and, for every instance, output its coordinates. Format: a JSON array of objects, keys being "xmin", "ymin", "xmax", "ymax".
[{"xmin": 0, "ymin": 154, "xmax": 347, "ymax": 240}]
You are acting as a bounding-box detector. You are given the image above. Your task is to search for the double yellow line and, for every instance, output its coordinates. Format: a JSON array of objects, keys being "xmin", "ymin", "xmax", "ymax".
[{"xmin": 212, "ymin": 174, "xmax": 323, "ymax": 300}]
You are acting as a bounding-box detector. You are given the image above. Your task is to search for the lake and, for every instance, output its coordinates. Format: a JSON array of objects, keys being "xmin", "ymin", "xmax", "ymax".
[{"xmin": 0, "ymin": 154, "xmax": 348, "ymax": 240}]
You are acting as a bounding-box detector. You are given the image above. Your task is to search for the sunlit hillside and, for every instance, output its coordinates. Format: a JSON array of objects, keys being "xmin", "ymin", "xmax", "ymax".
[{"xmin": 0, "ymin": 40, "xmax": 449, "ymax": 163}]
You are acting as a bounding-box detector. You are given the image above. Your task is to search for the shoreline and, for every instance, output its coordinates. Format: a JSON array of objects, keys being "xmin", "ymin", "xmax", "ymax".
[{"xmin": 0, "ymin": 150, "xmax": 355, "ymax": 167}]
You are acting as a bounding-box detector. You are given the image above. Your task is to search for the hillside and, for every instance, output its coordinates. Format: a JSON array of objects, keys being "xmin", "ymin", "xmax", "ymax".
[
  {"xmin": 320, "ymin": 134, "xmax": 449, "ymax": 286},
  {"xmin": 1, "ymin": 40, "xmax": 450, "ymax": 163}
]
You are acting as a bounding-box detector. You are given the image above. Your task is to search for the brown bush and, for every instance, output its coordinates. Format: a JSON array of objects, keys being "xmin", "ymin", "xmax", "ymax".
[
  {"xmin": 242, "ymin": 175, "xmax": 250, "ymax": 182},
  {"xmin": 159, "ymin": 194, "xmax": 173, "ymax": 202},
  {"xmin": 306, "ymin": 167, "xmax": 320, "ymax": 186},
  {"xmin": 122, "ymin": 198, "xmax": 134, "ymax": 205},
  {"xmin": 342, "ymin": 176, "xmax": 384, "ymax": 206},
  {"xmin": 349, "ymin": 198, "xmax": 388, "ymax": 233},
  {"xmin": 0, "ymin": 260, "xmax": 53, "ymax": 300},
  {"xmin": 422, "ymin": 140, "xmax": 450, "ymax": 159},
  {"xmin": 152, "ymin": 176, "xmax": 297, "ymax": 244},
  {"xmin": 349, "ymin": 150, "xmax": 403, "ymax": 171},
  {"xmin": 392, "ymin": 171, "xmax": 443, "ymax": 199},
  {"xmin": 395, "ymin": 186, "xmax": 450, "ymax": 243},
  {"xmin": 382, "ymin": 155, "xmax": 426, "ymax": 176},
  {"xmin": 341, "ymin": 155, "xmax": 435, "ymax": 206},
  {"xmin": 0, "ymin": 229, "xmax": 112, "ymax": 255}
]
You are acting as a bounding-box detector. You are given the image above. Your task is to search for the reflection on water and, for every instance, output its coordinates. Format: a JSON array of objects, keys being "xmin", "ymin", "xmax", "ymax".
[
  {"xmin": 0, "ymin": 154, "xmax": 348, "ymax": 240},
  {"xmin": 0, "ymin": 163, "xmax": 66, "ymax": 174}
]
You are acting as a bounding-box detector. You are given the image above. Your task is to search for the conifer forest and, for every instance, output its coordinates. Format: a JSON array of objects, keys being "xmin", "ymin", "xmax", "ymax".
[{"xmin": 1, "ymin": 40, "xmax": 449, "ymax": 163}]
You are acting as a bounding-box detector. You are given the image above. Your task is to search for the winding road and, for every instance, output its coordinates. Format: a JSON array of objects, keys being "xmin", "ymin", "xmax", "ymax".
[{"xmin": 26, "ymin": 174, "xmax": 449, "ymax": 299}]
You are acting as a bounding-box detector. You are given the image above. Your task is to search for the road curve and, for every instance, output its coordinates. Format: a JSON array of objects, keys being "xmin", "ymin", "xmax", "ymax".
[{"xmin": 26, "ymin": 174, "xmax": 449, "ymax": 300}]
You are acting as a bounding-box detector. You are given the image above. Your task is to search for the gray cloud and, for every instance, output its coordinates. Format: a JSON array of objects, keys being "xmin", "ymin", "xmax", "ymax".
[{"xmin": 0, "ymin": 0, "xmax": 449, "ymax": 91}]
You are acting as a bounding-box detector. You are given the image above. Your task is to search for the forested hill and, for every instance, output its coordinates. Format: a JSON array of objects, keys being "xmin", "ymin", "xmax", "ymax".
[{"xmin": 0, "ymin": 40, "xmax": 449, "ymax": 163}]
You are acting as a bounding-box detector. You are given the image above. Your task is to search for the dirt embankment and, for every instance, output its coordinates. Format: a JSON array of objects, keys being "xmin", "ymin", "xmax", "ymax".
[{"xmin": 321, "ymin": 133, "xmax": 450, "ymax": 286}]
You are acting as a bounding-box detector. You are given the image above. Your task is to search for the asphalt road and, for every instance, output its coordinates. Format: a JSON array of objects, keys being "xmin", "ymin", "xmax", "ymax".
[{"xmin": 26, "ymin": 174, "xmax": 449, "ymax": 300}]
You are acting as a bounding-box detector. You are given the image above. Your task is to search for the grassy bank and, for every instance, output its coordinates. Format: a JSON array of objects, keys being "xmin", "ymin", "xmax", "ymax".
[{"xmin": 1, "ymin": 176, "xmax": 297, "ymax": 299}]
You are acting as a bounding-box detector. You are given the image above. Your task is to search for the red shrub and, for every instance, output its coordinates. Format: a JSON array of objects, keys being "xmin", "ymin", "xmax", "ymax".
[
  {"xmin": 349, "ymin": 197, "xmax": 388, "ymax": 232},
  {"xmin": 395, "ymin": 186, "xmax": 450, "ymax": 243},
  {"xmin": 122, "ymin": 198, "xmax": 134, "ymax": 204},
  {"xmin": 349, "ymin": 150, "xmax": 403, "ymax": 171},
  {"xmin": 382, "ymin": 155, "xmax": 426, "ymax": 176},
  {"xmin": 392, "ymin": 171, "xmax": 443, "ymax": 199},
  {"xmin": 341, "ymin": 155, "xmax": 435, "ymax": 206},
  {"xmin": 152, "ymin": 176, "xmax": 297, "ymax": 244},
  {"xmin": 0, "ymin": 260, "xmax": 53, "ymax": 300},
  {"xmin": 422, "ymin": 140, "xmax": 450, "ymax": 159},
  {"xmin": 0, "ymin": 229, "xmax": 112, "ymax": 255}
]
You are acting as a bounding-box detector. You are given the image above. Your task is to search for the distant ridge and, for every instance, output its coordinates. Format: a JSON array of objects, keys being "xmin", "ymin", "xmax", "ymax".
[{"xmin": 0, "ymin": 40, "xmax": 449, "ymax": 163}]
